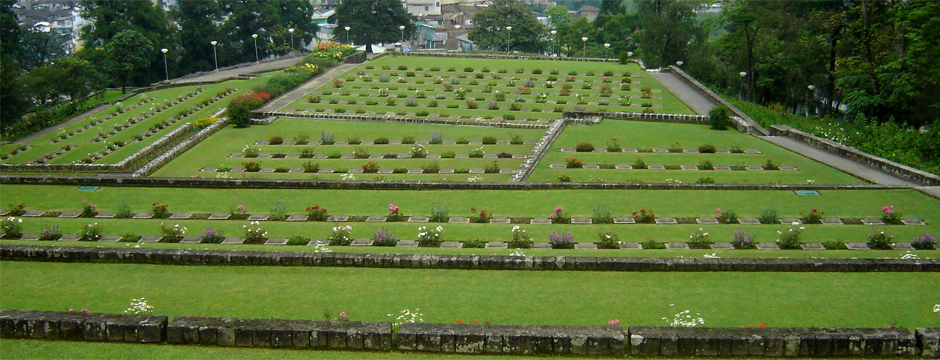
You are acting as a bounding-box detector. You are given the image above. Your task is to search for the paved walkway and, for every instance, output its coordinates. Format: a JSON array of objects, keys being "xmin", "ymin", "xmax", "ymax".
[
  {"xmin": 256, "ymin": 63, "xmax": 358, "ymax": 114},
  {"xmin": 172, "ymin": 56, "xmax": 305, "ymax": 84},
  {"xmin": 649, "ymin": 71, "xmax": 715, "ymax": 115}
]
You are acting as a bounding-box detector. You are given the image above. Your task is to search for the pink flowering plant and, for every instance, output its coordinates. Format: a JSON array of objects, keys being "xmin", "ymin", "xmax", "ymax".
[
  {"xmin": 328, "ymin": 225, "xmax": 353, "ymax": 246},
  {"xmin": 881, "ymin": 205, "xmax": 902, "ymax": 225},
  {"xmin": 715, "ymin": 208, "xmax": 737, "ymax": 223},
  {"xmin": 80, "ymin": 200, "xmax": 98, "ymax": 217},
  {"xmin": 387, "ymin": 204, "xmax": 403, "ymax": 221},
  {"xmin": 199, "ymin": 226, "xmax": 225, "ymax": 244},
  {"xmin": 550, "ymin": 206, "xmax": 570, "ymax": 224}
]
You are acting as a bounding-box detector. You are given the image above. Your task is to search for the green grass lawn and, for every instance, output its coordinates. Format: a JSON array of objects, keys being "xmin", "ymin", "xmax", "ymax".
[
  {"xmin": 528, "ymin": 120, "xmax": 866, "ymax": 184},
  {"xmin": 2, "ymin": 185, "xmax": 936, "ymax": 244},
  {"xmin": 151, "ymin": 118, "xmax": 544, "ymax": 179},
  {"xmin": 2, "ymin": 261, "xmax": 938, "ymax": 329}
]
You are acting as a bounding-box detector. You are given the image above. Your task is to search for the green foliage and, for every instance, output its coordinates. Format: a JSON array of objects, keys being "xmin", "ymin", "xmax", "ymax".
[
  {"xmin": 335, "ymin": 0, "xmax": 414, "ymax": 52},
  {"xmin": 708, "ymin": 106, "xmax": 730, "ymax": 130},
  {"xmin": 104, "ymin": 30, "xmax": 154, "ymax": 93},
  {"xmin": 468, "ymin": 0, "xmax": 545, "ymax": 53}
]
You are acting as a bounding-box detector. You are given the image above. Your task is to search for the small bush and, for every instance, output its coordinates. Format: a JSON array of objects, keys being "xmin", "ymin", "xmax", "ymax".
[
  {"xmin": 822, "ymin": 240, "xmax": 847, "ymax": 250},
  {"xmin": 557, "ymin": 174, "xmax": 572, "ymax": 182},
  {"xmin": 688, "ymin": 228, "xmax": 712, "ymax": 249},
  {"xmin": 287, "ymin": 236, "xmax": 310, "ymax": 246},
  {"xmin": 715, "ymin": 208, "xmax": 737, "ymax": 224},
  {"xmin": 867, "ymin": 231, "xmax": 893, "ymax": 250},
  {"xmin": 696, "ymin": 176, "xmax": 715, "ymax": 184},
  {"xmin": 598, "ymin": 232, "xmax": 619, "ymax": 249},
  {"xmin": 508, "ymin": 226, "xmax": 533, "ymax": 248},
  {"xmin": 709, "ymin": 106, "xmax": 730, "ymax": 130},
  {"xmin": 776, "ymin": 224, "xmax": 804, "ymax": 249},
  {"xmin": 548, "ymin": 231, "xmax": 574, "ymax": 249},
  {"xmin": 430, "ymin": 202, "xmax": 449, "ymax": 222},
  {"xmin": 730, "ymin": 231, "xmax": 756, "ymax": 249},
  {"xmin": 482, "ymin": 136, "xmax": 497, "ymax": 144},
  {"xmin": 374, "ymin": 137, "xmax": 389, "ymax": 144},
  {"xmin": 268, "ymin": 136, "xmax": 284, "ymax": 145},
  {"xmin": 759, "ymin": 206, "xmax": 778, "ymax": 224},
  {"xmin": 373, "ymin": 228, "xmax": 398, "ymax": 246},
  {"xmin": 800, "ymin": 209, "xmax": 824, "ymax": 224},
  {"xmin": 564, "ymin": 157, "xmax": 583, "ymax": 169},
  {"xmin": 698, "ymin": 144, "xmax": 716, "ymax": 153},
  {"xmin": 575, "ymin": 142, "xmax": 595, "ymax": 152},
  {"xmin": 302, "ymin": 161, "xmax": 320, "ymax": 173},
  {"xmin": 912, "ymin": 232, "xmax": 936, "ymax": 250}
]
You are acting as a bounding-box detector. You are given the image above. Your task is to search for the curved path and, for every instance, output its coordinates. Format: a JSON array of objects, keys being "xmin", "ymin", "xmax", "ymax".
[{"xmin": 649, "ymin": 71, "xmax": 924, "ymax": 188}]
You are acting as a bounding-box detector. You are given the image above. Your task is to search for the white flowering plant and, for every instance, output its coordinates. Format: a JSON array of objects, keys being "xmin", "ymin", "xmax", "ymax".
[
  {"xmin": 243, "ymin": 221, "xmax": 267, "ymax": 243},
  {"xmin": 160, "ymin": 222, "xmax": 187, "ymax": 242},
  {"xmin": 663, "ymin": 308, "xmax": 705, "ymax": 327},
  {"xmin": 1, "ymin": 216, "xmax": 23, "ymax": 238},
  {"xmin": 328, "ymin": 225, "xmax": 353, "ymax": 246},
  {"xmin": 688, "ymin": 228, "xmax": 712, "ymax": 249},
  {"xmin": 124, "ymin": 298, "xmax": 154, "ymax": 315},
  {"xmin": 776, "ymin": 222, "xmax": 805, "ymax": 249},
  {"xmin": 417, "ymin": 225, "xmax": 443, "ymax": 247},
  {"xmin": 508, "ymin": 226, "xmax": 533, "ymax": 248},
  {"xmin": 387, "ymin": 308, "xmax": 424, "ymax": 326},
  {"xmin": 80, "ymin": 222, "xmax": 104, "ymax": 241}
]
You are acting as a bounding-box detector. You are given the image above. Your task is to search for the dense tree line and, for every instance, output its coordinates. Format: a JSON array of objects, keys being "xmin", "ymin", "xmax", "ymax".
[{"xmin": 0, "ymin": 0, "xmax": 318, "ymax": 134}]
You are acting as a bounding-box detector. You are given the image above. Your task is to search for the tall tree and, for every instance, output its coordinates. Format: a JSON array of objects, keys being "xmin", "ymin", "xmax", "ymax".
[
  {"xmin": 0, "ymin": 0, "xmax": 23, "ymax": 127},
  {"xmin": 335, "ymin": 0, "xmax": 415, "ymax": 53},
  {"xmin": 635, "ymin": 0, "xmax": 703, "ymax": 68},
  {"xmin": 174, "ymin": 0, "xmax": 220, "ymax": 75},
  {"xmin": 16, "ymin": 26, "xmax": 70, "ymax": 71},
  {"xmin": 468, "ymin": 0, "xmax": 545, "ymax": 53},
  {"xmin": 104, "ymin": 29, "xmax": 154, "ymax": 93},
  {"xmin": 81, "ymin": 0, "xmax": 170, "ymax": 86}
]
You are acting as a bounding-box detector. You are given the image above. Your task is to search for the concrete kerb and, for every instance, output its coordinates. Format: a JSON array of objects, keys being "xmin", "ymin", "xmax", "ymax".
[{"xmin": 663, "ymin": 65, "xmax": 769, "ymax": 136}]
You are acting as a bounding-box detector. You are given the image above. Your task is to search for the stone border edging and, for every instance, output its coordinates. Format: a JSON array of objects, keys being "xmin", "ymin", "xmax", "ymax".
[
  {"xmin": 2, "ymin": 245, "xmax": 937, "ymax": 272},
  {"xmin": 663, "ymin": 66, "xmax": 769, "ymax": 136},
  {"xmin": 256, "ymin": 112, "xmax": 551, "ymax": 129},
  {"xmin": 770, "ymin": 125, "xmax": 940, "ymax": 187},
  {"xmin": 2, "ymin": 309, "xmax": 938, "ymax": 357},
  {"xmin": 133, "ymin": 115, "xmax": 229, "ymax": 177}
]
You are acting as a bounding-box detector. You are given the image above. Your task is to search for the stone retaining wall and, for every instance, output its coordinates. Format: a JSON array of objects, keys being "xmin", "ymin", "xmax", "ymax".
[
  {"xmin": 133, "ymin": 115, "xmax": 229, "ymax": 177},
  {"xmin": 629, "ymin": 326, "xmax": 923, "ymax": 357},
  {"xmin": 2, "ymin": 245, "xmax": 937, "ymax": 272},
  {"xmin": 564, "ymin": 110, "xmax": 712, "ymax": 126},
  {"xmin": 167, "ymin": 316, "xmax": 391, "ymax": 350},
  {"xmin": 398, "ymin": 323, "xmax": 623, "ymax": 355},
  {"xmin": 0, "ymin": 309, "xmax": 167, "ymax": 343},
  {"xmin": 258, "ymin": 112, "xmax": 551, "ymax": 129},
  {"xmin": 770, "ymin": 125, "xmax": 940, "ymax": 186},
  {"xmin": 663, "ymin": 66, "xmax": 769, "ymax": 136},
  {"xmin": 399, "ymin": 52, "xmax": 621, "ymax": 63}
]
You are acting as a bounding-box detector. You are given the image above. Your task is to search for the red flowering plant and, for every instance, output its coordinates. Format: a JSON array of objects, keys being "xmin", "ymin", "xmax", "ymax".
[
  {"xmin": 306, "ymin": 205, "xmax": 329, "ymax": 221},
  {"xmin": 564, "ymin": 157, "xmax": 583, "ymax": 169},
  {"xmin": 633, "ymin": 208, "xmax": 655, "ymax": 223},
  {"xmin": 469, "ymin": 208, "xmax": 493, "ymax": 223},
  {"xmin": 7, "ymin": 203, "xmax": 25, "ymax": 216},
  {"xmin": 800, "ymin": 208, "xmax": 824, "ymax": 224}
]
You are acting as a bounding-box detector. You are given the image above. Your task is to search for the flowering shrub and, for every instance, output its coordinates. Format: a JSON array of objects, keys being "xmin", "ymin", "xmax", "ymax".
[
  {"xmin": 387, "ymin": 308, "xmax": 424, "ymax": 327},
  {"xmin": 575, "ymin": 142, "xmax": 595, "ymax": 152},
  {"xmin": 160, "ymin": 223, "xmax": 187, "ymax": 243},
  {"xmin": 39, "ymin": 225, "xmax": 61, "ymax": 240},
  {"xmin": 410, "ymin": 144, "xmax": 428, "ymax": 158},
  {"xmin": 716, "ymin": 208, "xmax": 737, "ymax": 224},
  {"xmin": 605, "ymin": 138, "xmax": 621, "ymax": 152},
  {"xmin": 548, "ymin": 230, "xmax": 574, "ymax": 249},
  {"xmin": 762, "ymin": 159, "xmax": 781, "ymax": 170},
  {"xmin": 242, "ymin": 145, "xmax": 260, "ymax": 158},
  {"xmin": 731, "ymin": 231, "xmax": 756, "ymax": 249},
  {"xmin": 592, "ymin": 202, "xmax": 614, "ymax": 224},
  {"xmin": 550, "ymin": 206, "xmax": 570, "ymax": 224},
  {"xmin": 320, "ymin": 130, "xmax": 335, "ymax": 145},
  {"xmin": 800, "ymin": 209, "xmax": 824, "ymax": 224},
  {"xmin": 484, "ymin": 161, "xmax": 500, "ymax": 174},
  {"xmin": 80, "ymin": 222, "xmax": 104, "ymax": 241},
  {"xmin": 387, "ymin": 204, "xmax": 403, "ymax": 221},
  {"xmin": 776, "ymin": 222, "xmax": 805, "ymax": 249},
  {"xmin": 361, "ymin": 161, "xmax": 379, "ymax": 173},
  {"xmin": 430, "ymin": 202, "xmax": 449, "ymax": 222},
  {"xmin": 564, "ymin": 157, "xmax": 583, "ymax": 169},
  {"xmin": 328, "ymin": 225, "xmax": 353, "ymax": 246},
  {"xmin": 199, "ymin": 226, "xmax": 225, "ymax": 244},
  {"xmin": 633, "ymin": 209, "xmax": 655, "ymax": 223},
  {"xmin": 124, "ymin": 298, "xmax": 154, "ymax": 315},
  {"xmin": 6, "ymin": 203, "xmax": 25, "ymax": 216},
  {"xmin": 912, "ymin": 232, "xmax": 936, "ymax": 250},
  {"xmin": 688, "ymin": 228, "xmax": 712, "ymax": 249},
  {"xmin": 557, "ymin": 173, "xmax": 572, "ymax": 182},
  {"xmin": 759, "ymin": 206, "xmax": 778, "ymax": 224},
  {"xmin": 1, "ymin": 216, "xmax": 22, "ymax": 238},
  {"xmin": 699, "ymin": 158, "xmax": 715, "ymax": 170},
  {"xmin": 230, "ymin": 204, "xmax": 248, "ymax": 218},
  {"xmin": 244, "ymin": 221, "xmax": 267, "ymax": 243},
  {"xmin": 664, "ymin": 309, "xmax": 705, "ymax": 327},
  {"xmin": 881, "ymin": 205, "xmax": 902, "ymax": 225},
  {"xmin": 80, "ymin": 200, "xmax": 98, "ymax": 217},
  {"xmin": 373, "ymin": 228, "xmax": 398, "ymax": 246},
  {"xmin": 152, "ymin": 203, "xmax": 169, "ymax": 218},
  {"xmin": 508, "ymin": 226, "xmax": 533, "ymax": 248},
  {"xmin": 418, "ymin": 226, "xmax": 443, "ymax": 247},
  {"xmin": 242, "ymin": 162, "xmax": 261, "ymax": 172},
  {"xmin": 422, "ymin": 162, "xmax": 441, "ymax": 174},
  {"xmin": 867, "ymin": 231, "xmax": 894, "ymax": 250},
  {"xmin": 634, "ymin": 157, "xmax": 648, "ymax": 169},
  {"xmin": 468, "ymin": 147, "xmax": 485, "ymax": 158},
  {"xmin": 599, "ymin": 232, "xmax": 620, "ymax": 249}
]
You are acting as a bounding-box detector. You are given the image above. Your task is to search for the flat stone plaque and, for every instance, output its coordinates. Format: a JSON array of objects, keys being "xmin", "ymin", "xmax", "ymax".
[
  {"xmin": 469, "ymin": 141, "xmax": 483, "ymax": 145},
  {"xmin": 745, "ymin": 148, "xmax": 762, "ymax": 154},
  {"xmin": 98, "ymin": 235, "xmax": 122, "ymax": 243},
  {"xmin": 455, "ymin": 153, "xmax": 469, "ymax": 159},
  {"xmin": 711, "ymin": 242, "xmax": 734, "ymax": 250},
  {"xmin": 533, "ymin": 242, "xmax": 551, "ymax": 249},
  {"xmin": 681, "ymin": 165, "xmax": 698, "ymax": 171},
  {"xmin": 407, "ymin": 169, "xmax": 423, "ymax": 174},
  {"xmin": 574, "ymin": 243, "xmax": 597, "ymax": 249},
  {"xmin": 619, "ymin": 241, "xmax": 641, "ymax": 249},
  {"xmin": 615, "ymin": 164, "xmax": 633, "ymax": 170},
  {"xmin": 583, "ymin": 164, "xmax": 600, "ymax": 170},
  {"xmin": 221, "ymin": 237, "xmax": 245, "ymax": 245},
  {"xmin": 169, "ymin": 212, "xmax": 191, "ymax": 220},
  {"xmin": 652, "ymin": 148, "xmax": 668, "ymax": 153},
  {"xmin": 208, "ymin": 213, "xmax": 231, "ymax": 220},
  {"xmin": 448, "ymin": 216, "xmax": 470, "ymax": 224},
  {"xmin": 780, "ymin": 217, "xmax": 802, "ymax": 225},
  {"xmin": 735, "ymin": 217, "xmax": 760, "ymax": 225},
  {"xmin": 648, "ymin": 164, "xmax": 666, "ymax": 170},
  {"xmin": 683, "ymin": 148, "xmax": 699, "ymax": 153},
  {"xmin": 846, "ymin": 242, "xmax": 871, "ymax": 250},
  {"xmin": 306, "ymin": 239, "xmax": 329, "ymax": 246},
  {"xmin": 200, "ymin": 167, "xmax": 217, "ymax": 172},
  {"xmin": 756, "ymin": 242, "xmax": 780, "ymax": 250},
  {"xmin": 313, "ymin": 154, "xmax": 327, "ymax": 159},
  {"xmin": 179, "ymin": 236, "xmax": 201, "ymax": 244},
  {"xmin": 58, "ymin": 234, "xmax": 80, "ymax": 242},
  {"xmin": 377, "ymin": 168, "xmax": 393, "ymax": 174},
  {"xmin": 396, "ymin": 240, "xmax": 418, "ymax": 247},
  {"xmin": 247, "ymin": 213, "xmax": 269, "ymax": 221},
  {"xmin": 22, "ymin": 210, "xmax": 45, "ymax": 217},
  {"xmin": 560, "ymin": 147, "xmax": 575, "ymax": 153},
  {"xmin": 229, "ymin": 153, "xmax": 244, "ymax": 158},
  {"xmin": 347, "ymin": 168, "xmax": 363, "ymax": 174},
  {"xmin": 442, "ymin": 140, "xmax": 456, "ymax": 145},
  {"xmin": 326, "ymin": 215, "xmax": 348, "ymax": 222},
  {"xmin": 230, "ymin": 167, "xmax": 244, "ymax": 172},
  {"xmin": 318, "ymin": 168, "xmax": 332, "ymax": 174},
  {"xmin": 258, "ymin": 168, "xmax": 275, "ymax": 173},
  {"xmin": 483, "ymin": 154, "xmax": 497, "ymax": 159},
  {"xmin": 366, "ymin": 215, "xmax": 387, "ymax": 223},
  {"xmin": 902, "ymin": 218, "xmax": 926, "ymax": 225},
  {"xmin": 713, "ymin": 165, "xmax": 732, "ymax": 171},
  {"xmin": 58, "ymin": 211, "xmax": 80, "ymax": 218},
  {"xmin": 716, "ymin": 148, "xmax": 731, "ymax": 154},
  {"xmin": 821, "ymin": 217, "xmax": 843, "ymax": 225},
  {"xmin": 780, "ymin": 165, "xmax": 798, "ymax": 171},
  {"xmin": 891, "ymin": 242, "xmax": 915, "ymax": 251},
  {"xmin": 614, "ymin": 217, "xmax": 636, "ymax": 224},
  {"xmin": 746, "ymin": 165, "xmax": 764, "ymax": 171},
  {"xmin": 485, "ymin": 241, "xmax": 508, "ymax": 249},
  {"xmin": 388, "ymin": 140, "xmax": 402, "ymax": 145},
  {"xmin": 469, "ymin": 168, "xmax": 485, "ymax": 174},
  {"xmin": 862, "ymin": 217, "xmax": 884, "ymax": 225},
  {"xmin": 571, "ymin": 216, "xmax": 593, "ymax": 225},
  {"xmin": 530, "ymin": 217, "xmax": 552, "ymax": 225},
  {"xmin": 19, "ymin": 233, "xmax": 40, "ymax": 241},
  {"xmin": 801, "ymin": 243, "xmax": 826, "ymax": 250},
  {"xmin": 350, "ymin": 239, "xmax": 374, "ymax": 246},
  {"xmin": 655, "ymin": 217, "xmax": 677, "ymax": 225},
  {"xmin": 407, "ymin": 215, "xmax": 429, "ymax": 223},
  {"xmin": 489, "ymin": 217, "xmax": 510, "ymax": 224},
  {"xmin": 438, "ymin": 168, "xmax": 454, "ymax": 174},
  {"xmin": 428, "ymin": 154, "xmax": 442, "ymax": 159},
  {"xmin": 440, "ymin": 241, "xmax": 463, "ymax": 249},
  {"xmin": 286, "ymin": 214, "xmax": 307, "ymax": 222},
  {"xmin": 665, "ymin": 241, "xmax": 689, "ymax": 250},
  {"xmin": 548, "ymin": 163, "xmax": 566, "ymax": 169},
  {"xmin": 696, "ymin": 217, "xmax": 719, "ymax": 225},
  {"xmin": 95, "ymin": 211, "xmax": 116, "ymax": 219},
  {"xmin": 623, "ymin": 147, "xmax": 638, "ymax": 153},
  {"xmin": 139, "ymin": 235, "xmax": 162, "ymax": 243},
  {"xmin": 132, "ymin": 211, "xmax": 153, "ymax": 219}
]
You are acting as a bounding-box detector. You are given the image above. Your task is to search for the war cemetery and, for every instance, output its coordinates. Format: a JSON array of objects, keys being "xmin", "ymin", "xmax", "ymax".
[{"xmin": 1, "ymin": 0, "xmax": 939, "ymax": 359}]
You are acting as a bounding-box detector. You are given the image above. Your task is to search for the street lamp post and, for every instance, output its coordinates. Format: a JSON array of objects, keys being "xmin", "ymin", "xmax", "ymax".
[
  {"xmin": 604, "ymin": 43, "xmax": 610, "ymax": 60},
  {"xmin": 160, "ymin": 48, "xmax": 168, "ymax": 81},
  {"xmin": 210, "ymin": 40, "xmax": 218, "ymax": 71},
  {"xmin": 288, "ymin": 28, "xmax": 294, "ymax": 53},
  {"xmin": 739, "ymin": 71, "xmax": 747, "ymax": 100},
  {"xmin": 399, "ymin": 25, "xmax": 405, "ymax": 44},
  {"xmin": 550, "ymin": 30, "xmax": 556, "ymax": 56},
  {"xmin": 344, "ymin": 26, "xmax": 351, "ymax": 45},
  {"xmin": 807, "ymin": 84, "xmax": 816, "ymax": 116},
  {"xmin": 581, "ymin": 36, "xmax": 587, "ymax": 58},
  {"xmin": 505, "ymin": 26, "xmax": 512, "ymax": 53},
  {"xmin": 676, "ymin": 60, "xmax": 684, "ymax": 67},
  {"xmin": 252, "ymin": 34, "xmax": 258, "ymax": 62}
]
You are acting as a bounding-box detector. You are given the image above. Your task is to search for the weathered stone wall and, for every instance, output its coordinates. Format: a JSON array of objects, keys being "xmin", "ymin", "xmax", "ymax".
[
  {"xmin": 770, "ymin": 125, "xmax": 940, "ymax": 186},
  {"xmin": 398, "ymin": 323, "xmax": 623, "ymax": 356},
  {"xmin": 167, "ymin": 316, "xmax": 391, "ymax": 350},
  {"xmin": 256, "ymin": 112, "xmax": 551, "ymax": 129},
  {"xmin": 662, "ymin": 66, "xmax": 769, "ymax": 136},
  {"xmin": 629, "ymin": 326, "xmax": 921, "ymax": 357},
  {"xmin": 0, "ymin": 309, "xmax": 167, "ymax": 343},
  {"xmin": 3, "ymin": 245, "xmax": 937, "ymax": 272}
]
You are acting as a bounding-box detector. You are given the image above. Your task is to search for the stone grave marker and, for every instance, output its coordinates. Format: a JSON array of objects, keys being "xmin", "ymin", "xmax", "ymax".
[
  {"xmin": 469, "ymin": 168, "xmax": 485, "ymax": 174},
  {"xmin": 286, "ymin": 214, "xmax": 307, "ymax": 222},
  {"xmin": 745, "ymin": 148, "xmax": 762, "ymax": 154},
  {"xmin": 366, "ymin": 215, "xmax": 388, "ymax": 223},
  {"xmin": 139, "ymin": 235, "xmax": 162, "ymax": 243},
  {"xmin": 548, "ymin": 163, "xmax": 566, "ymax": 169},
  {"xmin": 615, "ymin": 164, "xmax": 633, "ymax": 170},
  {"xmin": 449, "ymin": 216, "xmax": 470, "ymax": 224},
  {"xmin": 846, "ymin": 242, "xmax": 871, "ymax": 250},
  {"xmin": 801, "ymin": 243, "xmax": 826, "ymax": 250},
  {"xmin": 530, "ymin": 218, "xmax": 552, "ymax": 225},
  {"xmin": 347, "ymin": 168, "xmax": 363, "ymax": 174},
  {"xmin": 439, "ymin": 168, "xmax": 455, "ymax": 174},
  {"xmin": 619, "ymin": 241, "xmax": 641, "ymax": 249},
  {"xmin": 696, "ymin": 217, "xmax": 719, "ymax": 225},
  {"xmin": 19, "ymin": 233, "xmax": 40, "ymax": 241},
  {"xmin": 179, "ymin": 236, "xmax": 201, "ymax": 244},
  {"xmin": 649, "ymin": 164, "xmax": 666, "ymax": 170},
  {"xmin": 221, "ymin": 237, "xmax": 245, "ymax": 245},
  {"xmin": 396, "ymin": 240, "xmax": 418, "ymax": 247},
  {"xmin": 169, "ymin": 212, "xmax": 191, "ymax": 220},
  {"xmin": 247, "ymin": 213, "xmax": 269, "ymax": 221},
  {"xmin": 407, "ymin": 215, "xmax": 429, "ymax": 223},
  {"xmin": 22, "ymin": 210, "xmax": 45, "ymax": 217},
  {"xmin": 716, "ymin": 148, "xmax": 731, "ymax": 154},
  {"xmin": 713, "ymin": 165, "xmax": 732, "ymax": 171},
  {"xmin": 665, "ymin": 241, "xmax": 689, "ymax": 250},
  {"xmin": 98, "ymin": 235, "xmax": 122, "ymax": 242},
  {"xmin": 208, "ymin": 213, "xmax": 231, "ymax": 220},
  {"xmin": 756, "ymin": 242, "xmax": 780, "ymax": 250},
  {"xmin": 326, "ymin": 215, "xmax": 349, "ymax": 222},
  {"xmin": 891, "ymin": 243, "xmax": 915, "ymax": 251},
  {"xmin": 132, "ymin": 211, "xmax": 153, "ymax": 219},
  {"xmin": 738, "ymin": 217, "xmax": 761, "ymax": 225},
  {"xmin": 574, "ymin": 243, "xmax": 597, "ymax": 249},
  {"xmin": 583, "ymin": 164, "xmax": 600, "ymax": 169},
  {"xmin": 681, "ymin": 165, "xmax": 698, "ymax": 171},
  {"xmin": 377, "ymin": 168, "xmax": 393, "ymax": 174},
  {"xmin": 58, "ymin": 211, "xmax": 80, "ymax": 218},
  {"xmin": 318, "ymin": 168, "xmax": 333, "ymax": 174},
  {"xmin": 485, "ymin": 241, "xmax": 508, "ymax": 249},
  {"xmin": 623, "ymin": 147, "xmax": 638, "ymax": 153},
  {"xmin": 571, "ymin": 217, "xmax": 593, "ymax": 225},
  {"xmin": 862, "ymin": 217, "xmax": 884, "ymax": 226},
  {"xmin": 683, "ymin": 148, "xmax": 699, "ymax": 153},
  {"xmin": 533, "ymin": 242, "xmax": 551, "ymax": 249},
  {"xmin": 350, "ymin": 239, "xmax": 374, "ymax": 246},
  {"xmin": 652, "ymin": 148, "xmax": 668, "ymax": 153},
  {"xmin": 440, "ymin": 241, "xmax": 463, "ymax": 249},
  {"xmin": 902, "ymin": 218, "xmax": 926, "ymax": 225},
  {"xmin": 407, "ymin": 168, "xmax": 423, "ymax": 174},
  {"xmin": 655, "ymin": 217, "xmax": 677, "ymax": 225},
  {"xmin": 711, "ymin": 242, "xmax": 734, "ymax": 250},
  {"xmin": 746, "ymin": 165, "xmax": 764, "ymax": 171},
  {"xmin": 489, "ymin": 217, "xmax": 511, "ymax": 224},
  {"xmin": 780, "ymin": 217, "xmax": 802, "ymax": 225},
  {"xmin": 821, "ymin": 217, "xmax": 843, "ymax": 225},
  {"xmin": 780, "ymin": 165, "xmax": 798, "ymax": 171}
]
